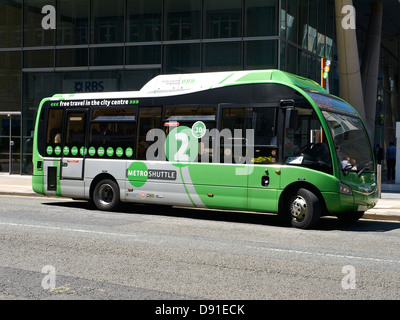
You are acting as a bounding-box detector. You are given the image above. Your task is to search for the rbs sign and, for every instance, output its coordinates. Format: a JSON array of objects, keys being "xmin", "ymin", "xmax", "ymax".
[
  {"xmin": 74, "ymin": 81, "xmax": 105, "ymax": 92},
  {"xmin": 63, "ymin": 79, "xmax": 116, "ymax": 93}
]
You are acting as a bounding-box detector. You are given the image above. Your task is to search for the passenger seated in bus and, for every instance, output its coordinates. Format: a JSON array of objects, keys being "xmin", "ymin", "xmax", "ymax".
[
  {"xmin": 48, "ymin": 128, "xmax": 61, "ymax": 144},
  {"xmin": 99, "ymin": 123, "xmax": 111, "ymax": 137},
  {"xmin": 137, "ymin": 140, "xmax": 148, "ymax": 159},
  {"xmin": 92, "ymin": 123, "xmax": 111, "ymax": 145},
  {"xmin": 54, "ymin": 133, "xmax": 61, "ymax": 144}
]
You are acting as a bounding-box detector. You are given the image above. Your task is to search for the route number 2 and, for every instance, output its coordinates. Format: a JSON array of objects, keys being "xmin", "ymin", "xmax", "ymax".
[{"xmin": 174, "ymin": 132, "xmax": 189, "ymax": 161}]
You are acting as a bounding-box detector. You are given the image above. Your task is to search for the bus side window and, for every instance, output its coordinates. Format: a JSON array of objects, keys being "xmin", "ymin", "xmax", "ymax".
[
  {"xmin": 221, "ymin": 106, "xmax": 279, "ymax": 164},
  {"xmin": 220, "ymin": 107, "xmax": 246, "ymax": 163},
  {"xmin": 164, "ymin": 106, "xmax": 217, "ymax": 162},
  {"xmin": 89, "ymin": 107, "xmax": 136, "ymax": 159},
  {"xmin": 252, "ymin": 107, "xmax": 279, "ymax": 164},
  {"xmin": 284, "ymin": 108, "xmax": 332, "ymax": 174},
  {"xmin": 46, "ymin": 109, "xmax": 63, "ymax": 144},
  {"xmin": 66, "ymin": 113, "xmax": 86, "ymax": 146},
  {"xmin": 137, "ymin": 107, "xmax": 162, "ymax": 160},
  {"xmin": 44, "ymin": 109, "xmax": 63, "ymax": 156}
]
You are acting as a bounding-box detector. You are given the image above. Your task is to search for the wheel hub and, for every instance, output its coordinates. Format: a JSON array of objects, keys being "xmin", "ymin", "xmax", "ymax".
[
  {"xmin": 98, "ymin": 184, "xmax": 114, "ymax": 205},
  {"xmin": 290, "ymin": 196, "xmax": 307, "ymax": 221}
]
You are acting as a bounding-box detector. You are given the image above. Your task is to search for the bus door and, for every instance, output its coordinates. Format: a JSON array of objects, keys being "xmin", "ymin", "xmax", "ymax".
[
  {"xmin": 60, "ymin": 109, "xmax": 88, "ymax": 180},
  {"xmin": 245, "ymin": 105, "xmax": 281, "ymax": 212}
]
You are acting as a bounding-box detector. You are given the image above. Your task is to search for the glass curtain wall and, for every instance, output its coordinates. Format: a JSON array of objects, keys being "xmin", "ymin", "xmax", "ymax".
[
  {"xmin": 0, "ymin": 9, "xmax": 22, "ymax": 174},
  {"xmin": 375, "ymin": 46, "xmax": 400, "ymax": 150},
  {"xmin": 280, "ymin": 0, "xmax": 337, "ymax": 91},
  {"xmin": 1, "ymin": 0, "xmax": 341, "ymax": 173}
]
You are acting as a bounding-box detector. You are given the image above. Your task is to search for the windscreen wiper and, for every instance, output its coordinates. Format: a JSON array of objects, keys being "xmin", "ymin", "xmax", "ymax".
[
  {"xmin": 341, "ymin": 165, "xmax": 354, "ymax": 176},
  {"xmin": 356, "ymin": 167, "xmax": 369, "ymax": 177},
  {"xmin": 341, "ymin": 166, "xmax": 369, "ymax": 177}
]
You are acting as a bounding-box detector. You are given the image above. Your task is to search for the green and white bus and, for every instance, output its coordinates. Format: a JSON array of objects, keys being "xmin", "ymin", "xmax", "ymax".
[{"xmin": 32, "ymin": 70, "xmax": 378, "ymax": 229}]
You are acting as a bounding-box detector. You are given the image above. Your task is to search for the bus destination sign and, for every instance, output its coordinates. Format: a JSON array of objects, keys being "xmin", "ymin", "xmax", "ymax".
[{"xmin": 50, "ymin": 98, "xmax": 140, "ymax": 108}]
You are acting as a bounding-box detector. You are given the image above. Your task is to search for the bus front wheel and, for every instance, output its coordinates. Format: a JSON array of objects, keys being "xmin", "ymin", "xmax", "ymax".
[
  {"xmin": 92, "ymin": 179, "xmax": 120, "ymax": 211},
  {"xmin": 285, "ymin": 188, "xmax": 321, "ymax": 229}
]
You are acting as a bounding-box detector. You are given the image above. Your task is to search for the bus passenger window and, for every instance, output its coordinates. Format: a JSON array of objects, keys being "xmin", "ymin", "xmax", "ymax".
[
  {"xmin": 164, "ymin": 106, "xmax": 216, "ymax": 162},
  {"xmin": 89, "ymin": 122, "xmax": 136, "ymax": 157},
  {"xmin": 221, "ymin": 106, "xmax": 278, "ymax": 164},
  {"xmin": 220, "ymin": 107, "xmax": 247, "ymax": 163},
  {"xmin": 89, "ymin": 107, "xmax": 136, "ymax": 158},
  {"xmin": 137, "ymin": 107, "xmax": 162, "ymax": 160},
  {"xmin": 46, "ymin": 109, "xmax": 63, "ymax": 145},
  {"xmin": 66, "ymin": 113, "xmax": 86, "ymax": 147},
  {"xmin": 44, "ymin": 108, "xmax": 64, "ymax": 156},
  {"xmin": 91, "ymin": 123, "xmax": 111, "ymax": 145}
]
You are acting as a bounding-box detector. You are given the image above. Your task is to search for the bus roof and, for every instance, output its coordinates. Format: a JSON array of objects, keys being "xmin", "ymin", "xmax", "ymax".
[
  {"xmin": 50, "ymin": 69, "xmax": 327, "ymax": 101},
  {"xmin": 140, "ymin": 69, "xmax": 328, "ymax": 94}
]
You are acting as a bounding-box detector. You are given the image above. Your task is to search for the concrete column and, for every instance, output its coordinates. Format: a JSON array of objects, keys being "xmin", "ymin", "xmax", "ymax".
[
  {"xmin": 361, "ymin": 1, "xmax": 383, "ymax": 141},
  {"xmin": 396, "ymin": 122, "xmax": 400, "ymax": 184},
  {"xmin": 383, "ymin": 66, "xmax": 394, "ymax": 152},
  {"xmin": 391, "ymin": 74, "xmax": 399, "ymax": 151},
  {"xmin": 398, "ymin": 34, "xmax": 400, "ymax": 123},
  {"xmin": 392, "ymin": 74, "xmax": 398, "ymax": 125},
  {"xmin": 334, "ymin": 0, "xmax": 365, "ymax": 122}
]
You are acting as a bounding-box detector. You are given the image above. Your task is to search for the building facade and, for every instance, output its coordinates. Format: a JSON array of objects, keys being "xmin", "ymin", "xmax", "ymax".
[{"xmin": 0, "ymin": 0, "xmax": 398, "ymax": 174}]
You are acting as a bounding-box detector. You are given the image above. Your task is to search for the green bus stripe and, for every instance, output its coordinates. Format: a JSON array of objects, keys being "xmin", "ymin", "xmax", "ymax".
[
  {"xmin": 217, "ymin": 73, "xmax": 235, "ymax": 86},
  {"xmin": 179, "ymin": 167, "xmax": 196, "ymax": 208}
]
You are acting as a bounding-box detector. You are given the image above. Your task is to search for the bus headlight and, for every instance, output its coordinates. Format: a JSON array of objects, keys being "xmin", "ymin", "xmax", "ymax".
[{"xmin": 339, "ymin": 182, "xmax": 353, "ymax": 195}]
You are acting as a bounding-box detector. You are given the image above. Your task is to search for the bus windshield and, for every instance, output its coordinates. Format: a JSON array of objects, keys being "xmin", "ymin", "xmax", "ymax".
[
  {"xmin": 322, "ymin": 111, "xmax": 374, "ymax": 174},
  {"xmin": 305, "ymin": 91, "xmax": 374, "ymax": 174}
]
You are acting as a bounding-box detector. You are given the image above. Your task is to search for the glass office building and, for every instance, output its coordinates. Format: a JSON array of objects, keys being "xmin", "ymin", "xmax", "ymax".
[{"xmin": 1, "ymin": 0, "xmax": 397, "ymax": 174}]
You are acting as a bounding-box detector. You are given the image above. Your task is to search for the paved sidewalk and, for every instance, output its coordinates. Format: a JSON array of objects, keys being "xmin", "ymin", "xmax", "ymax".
[
  {"xmin": 364, "ymin": 192, "xmax": 400, "ymax": 221},
  {"xmin": 0, "ymin": 173, "xmax": 34, "ymax": 196},
  {"xmin": 0, "ymin": 173, "xmax": 399, "ymax": 221}
]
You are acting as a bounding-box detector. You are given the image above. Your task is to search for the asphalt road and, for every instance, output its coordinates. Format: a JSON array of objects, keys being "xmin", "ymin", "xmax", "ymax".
[{"xmin": 1, "ymin": 194, "xmax": 400, "ymax": 301}]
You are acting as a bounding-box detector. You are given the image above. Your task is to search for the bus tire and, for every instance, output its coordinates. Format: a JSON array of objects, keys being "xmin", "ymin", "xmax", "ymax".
[
  {"xmin": 92, "ymin": 179, "xmax": 120, "ymax": 211},
  {"xmin": 286, "ymin": 188, "xmax": 321, "ymax": 229}
]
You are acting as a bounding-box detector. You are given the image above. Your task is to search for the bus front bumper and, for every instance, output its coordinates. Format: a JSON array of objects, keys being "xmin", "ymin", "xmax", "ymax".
[{"xmin": 322, "ymin": 188, "xmax": 379, "ymax": 215}]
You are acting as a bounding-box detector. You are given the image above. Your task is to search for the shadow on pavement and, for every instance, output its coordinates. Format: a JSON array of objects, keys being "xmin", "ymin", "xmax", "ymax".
[{"xmin": 42, "ymin": 199, "xmax": 400, "ymax": 232}]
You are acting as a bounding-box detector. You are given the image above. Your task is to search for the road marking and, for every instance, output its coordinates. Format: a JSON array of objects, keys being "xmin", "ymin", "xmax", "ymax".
[
  {"xmin": 0, "ymin": 194, "xmax": 66, "ymax": 200},
  {"xmin": 0, "ymin": 221, "xmax": 138, "ymax": 239},
  {"xmin": 251, "ymin": 246, "xmax": 400, "ymax": 265},
  {"xmin": 1, "ymin": 220, "xmax": 400, "ymax": 266}
]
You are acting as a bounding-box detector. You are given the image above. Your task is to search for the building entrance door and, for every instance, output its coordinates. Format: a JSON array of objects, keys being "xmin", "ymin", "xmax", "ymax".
[{"xmin": 0, "ymin": 112, "xmax": 22, "ymax": 174}]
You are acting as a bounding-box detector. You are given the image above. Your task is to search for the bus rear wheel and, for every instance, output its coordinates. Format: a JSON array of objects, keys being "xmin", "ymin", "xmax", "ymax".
[
  {"xmin": 286, "ymin": 188, "xmax": 321, "ymax": 229},
  {"xmin": 92, "ymin": 179, "xmax": 120, "ymax": 211}
]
